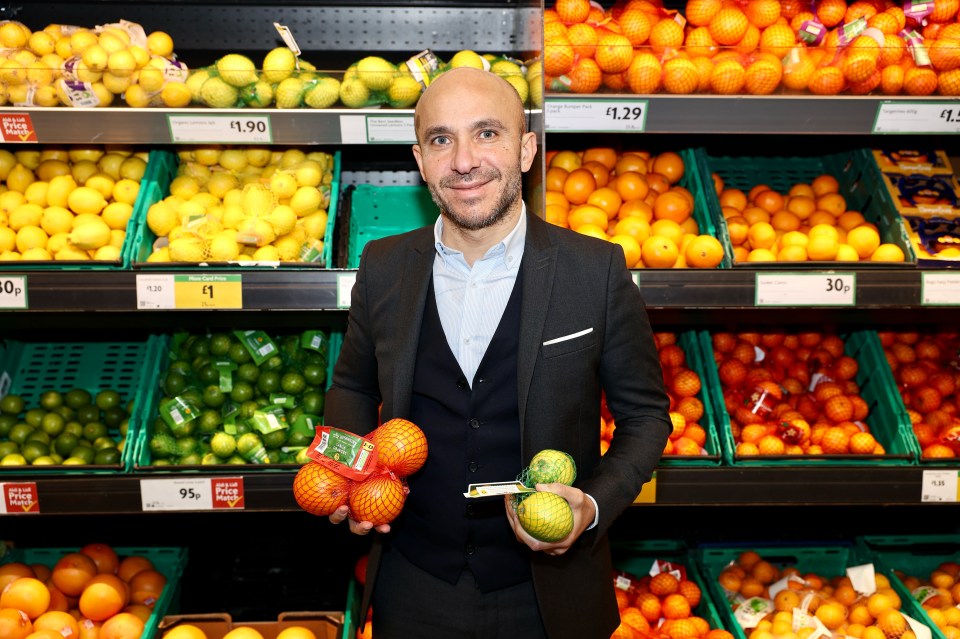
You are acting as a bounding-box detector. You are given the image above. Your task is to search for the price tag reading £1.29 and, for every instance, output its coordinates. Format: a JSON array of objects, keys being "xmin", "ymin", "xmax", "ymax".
[
  {"xmin": 140, "ymin": 477, "xmax": 245, "ymax": 511},
  {"xmin": 545, "ymin": 99, "xmax": 647, "ymax": 132},
  {"xmin": 756, "ymin": 273, "xmax": 856, "ymax": 306}
]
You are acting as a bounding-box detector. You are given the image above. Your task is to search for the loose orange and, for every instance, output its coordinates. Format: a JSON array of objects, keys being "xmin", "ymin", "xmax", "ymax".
[
  {"xmin": 650, "ymin": 219, "xmax": 684, "ymax": 245},
  {"xmin": 580, "ymin": 160, "xmax": 610, "ymax": 188},
  {"xmin": 80, "ymin": 545, "xmax": 119, "ymax": 576},
  {"xmin": 98, "ymin": 612, "xmax": 144, "ymax": 639},
  {"xmin": 685, "ymin": 235, "xmax": 724, "ymax": 268},
  {"xmin": 567, "ymin": 204, "xmax": 609, "ymax": 231},
  {"xmin": 619, "ymin": 198, "xmax": 653, "ymax": 221},
  {"xmin": 161, "ymin": 624, "xmax": 208, "ymax": 639},
  {"xmin": 786, "ymin": 195, "xmax": 816, "ymax": 219},
  {"xmin": 0, "ymin": 608, "xmax": 33, "ymax": 639},
  {"xmin": 614, "ymin": 217, "xmax": 652, "ymax": 244},
  {"xmin": 127, "ymin": 569, "xmax": 166, "ymax": 607},
  {"xmin": 610, "ymin": 234, "xmax": 643, "ymax": 268},
  {"xmin": 545, "ymin": 166, "xmax": 570, "ymax": 192},
  {"xmin": 33, "ymin": 611, "xmax": 79, "ymax": 639},
  {"xmin": 742, "ymin": 206, "xmax": 771, "ymax": 226},
  {"xmin": 652, "ymin": 152, "xmax": 685, "ymax": 185},
  {"xmin": 746, "ymin": 222, "xmax": 776, "ymax": 249},
  {"xmin": 0, "ymin": 565, "xmax": 36, "ymax": 593},
  {"xmin": 719, "ymin": 188, "xmax": 747, "ymax": 211},
  {"xmin": 576, "ymin": 223, "xmax": 609, "ymax": 240},
  {"xmin": 587, "ymin": 187, "xmax": 622, "ymax": 218},
  {"xmin": 116, "ymin": 557, "xmax": 154, "ymax": 584},
  {"xmin": 870, "ymin": 243, "xmax": 905, "ymax": 262},
  {"xmin": 0, "ymin": 578, "xmax": 50, "ymax": 620},
  {"xmin": 641, "ymin": 235, "xmax": 679, "ymax": 268},
  {"xmin": 549, "ymin": 150, "xmax": 582, "ymax": 172},
  {"xmin": 653, "ymin": 191, "xmax": 692, "ymax": 223},
  {"xmin": 562, "ymin": 168, "xmax": 597, "ymax": 205},
  {"xmin": 582, "ymin": 147, "xmax": 618, "ymax": 171},
  {"xmin": 78, "ymin": 575, "xmax": 128, "ymax": 622},
  {"xmin": 615, "ymin": 154, "xmax": 649, "ymax": 176},
  {"xmin": 846, "ymin": 226, "xmax": 880, "ymax": 259}
]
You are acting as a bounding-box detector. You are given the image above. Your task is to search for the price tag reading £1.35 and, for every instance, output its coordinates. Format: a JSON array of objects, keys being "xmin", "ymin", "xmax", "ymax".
[
  {"xmin": 921, "ymin": 470, "xmax": 960, "ymax": 502},
  {"xmin": 874, "ymin": 102, "xmax": 960, "ymax": 134},
  {"xmin": 756, "ymin": 273, "xmax": 856, "ymax": 306},
  {"xmin": 545, "ymin": 99, "xmax": 647, "ymax": 132}
]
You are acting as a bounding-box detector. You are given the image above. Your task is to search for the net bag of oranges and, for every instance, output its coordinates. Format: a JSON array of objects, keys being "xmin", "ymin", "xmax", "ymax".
[{"xmin": 292, "ymin": 418, "xmax": 427, "ymax": 526}]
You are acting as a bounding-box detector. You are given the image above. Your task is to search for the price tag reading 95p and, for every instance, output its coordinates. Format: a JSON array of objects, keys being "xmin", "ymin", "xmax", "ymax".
[
  {"xmin": 168, "ymin": 115, "xmax": 272, "ymax": 143},
  {"xmin": 756, "ymin": 273, "xmax": 856, "ymax": 306},
  {"xmin": 140, "ymin": 477, "xmax": 245, "ymax": 511},
  {"xmin": 545, "ymin": 99, "xmax": 647, "ymax": 132}
]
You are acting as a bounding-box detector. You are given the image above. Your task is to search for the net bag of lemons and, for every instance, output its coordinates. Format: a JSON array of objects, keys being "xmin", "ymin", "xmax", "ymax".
[{"xmin": 512, "ymin": 449, "xmax": 577, "ymax": 543}]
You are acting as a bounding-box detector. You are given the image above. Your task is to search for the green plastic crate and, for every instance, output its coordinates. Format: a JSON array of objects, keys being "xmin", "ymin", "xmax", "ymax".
[
  {"xmin": 0, "ymin": 148, "xmax": 158, "ymax": 271},
  {"xmin": 0, "ymin": 336, "xmax": 164, "ymax": 474},
  {"xmin": 697, "ymin": 542, "xmax": 939, "ymax": 639},
  {"xmin": 612, "ymin": 539, "xmax": 728, "ymax": 633},
  {"xmin": 696, "ymin": 148, "xmax": 917, "ymax": 267},
  {"xmin": 341, "ymin": 577, "xmax": 361, "ymax": 639},
  {"xmin": 133, "ymin": 330, "xmax": 342, "ymax": 472},
  {"xmin": 701, "ymin": 329, "xmax": 919, "ymax": 467},
  {"xmin": 1, "ymin": 546, "xmax": 187, "ymax": 639},
  {"xmin": 658, "ymin": 331, "xmax": 723, "ymax": 466},
  {"xmin": 132, "ymin": 150, "xmax": 341, "ymax": 268},
  {"xmin": 346, "ymin": 184, "xmax": 437, "ymax": 269}
]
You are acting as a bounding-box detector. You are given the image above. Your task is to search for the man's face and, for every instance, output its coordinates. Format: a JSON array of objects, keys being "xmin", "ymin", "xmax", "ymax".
[{"xmin": 412, "ymin": 71, "xmax": 536, "ymax": 232}]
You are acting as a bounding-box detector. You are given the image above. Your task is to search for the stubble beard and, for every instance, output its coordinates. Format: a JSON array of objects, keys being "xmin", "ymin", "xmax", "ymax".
[{"xmin": 428, "ymin": 164, "xmax": 523, "ymax": 232}]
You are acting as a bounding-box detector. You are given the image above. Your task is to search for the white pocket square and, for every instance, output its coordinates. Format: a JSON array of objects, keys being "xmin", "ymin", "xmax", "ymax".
[{"xmin": 543, "ymin": 328, "xmax": 593, "ymax": 346}]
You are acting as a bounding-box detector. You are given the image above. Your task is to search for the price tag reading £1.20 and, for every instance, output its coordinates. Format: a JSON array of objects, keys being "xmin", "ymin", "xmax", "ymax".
[
  {"xmin": 545, "ymin": 99, "xmax": 647, "ymax": 132},
  {"xmin": 756, "ymin": 273, "xmax": 856, "ymax": 306}
]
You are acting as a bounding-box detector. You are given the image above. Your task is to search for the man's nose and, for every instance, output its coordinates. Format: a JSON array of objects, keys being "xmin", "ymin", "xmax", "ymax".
[{"xmin": 451, "ymin": 140, "xmax": 480, "ymax": 174}]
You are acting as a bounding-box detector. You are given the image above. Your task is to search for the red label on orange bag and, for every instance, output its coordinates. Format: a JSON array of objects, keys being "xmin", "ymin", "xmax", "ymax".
[{"xmin": 306, "ymin": 426, "xmax": 379, "ymax": 481}]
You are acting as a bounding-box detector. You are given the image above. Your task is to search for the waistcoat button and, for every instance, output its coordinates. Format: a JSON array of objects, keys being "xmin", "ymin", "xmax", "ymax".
[
  {"xmin": 465, "ymin": 544, "xmax": 476, "ymax": 555},
  {"xmin": 468, "ymin": 461, "xmax": 478, "ymax": 472},
  {"xmin": 457, "ymin": 377, "xmax": 468, "ymax": 389},
  {"xmin": 469, "ymin": 418, "xmax": 480, "ymax": 429}
]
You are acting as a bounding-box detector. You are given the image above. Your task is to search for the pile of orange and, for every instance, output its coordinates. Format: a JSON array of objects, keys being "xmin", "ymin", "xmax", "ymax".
[
  {"xmin": 599, "ymin": 332, "xmax": 709, "ymax": 457},
  {"xmin": 612, "ymin": 562, "xmax": 735, "ymax": 639},
  {"xmin": 877, "ymin": 331, "xmax": 960, "ymax": 459},
  {"xmin": 544, "ymin": 0, "xmax": 960, "ymax": 96},
  {"xmin": 0, "ymin": 543, "xmax": 168, "ymax": 639},
  {"xmin": 717, "ymin": 550, "xmax": 916, "ymax": 639},
  {"xmin": 713, "ymin": 172, "xmax": 906, "ymax": 263},
  {"xmin": 710, "ymin": 330, "xmax": 887, "ymax": 456},
  {"xmin": 163, "ymin": 623, "xmax": 320, "ymax": 639},
  {"xmin": 545, "ymin": 146, "xmax": 725, "ymax": 268},
  {"xmin": 893, "ymin": 560, "xmax": 960, "ymax": 638}
]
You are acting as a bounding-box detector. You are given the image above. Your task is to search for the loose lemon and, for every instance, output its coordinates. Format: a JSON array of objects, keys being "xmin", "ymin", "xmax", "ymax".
[
  {"xmin": 112, "ymin": 179, "xmax": 140, "ymax": 205},
  {"xmin": 101, "ymin": 202, "xmax": 134, "ymax": 230},
  {"xmin": 84, "ymin": 173, "xmax": 116, "ymax": 199},
  {"xmin": 67, "ymin": 186, "xmax": 107, "ymax": 215},
  {"xmin": 40, "ymin": 206, "xmax": 74, "ymax": 235},
  {"xmin": 16, "ymin": 225, "xmax": 49, "ymax": 253}
]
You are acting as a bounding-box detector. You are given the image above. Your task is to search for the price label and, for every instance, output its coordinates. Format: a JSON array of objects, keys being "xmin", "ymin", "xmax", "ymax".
[
  {"xmin": 921, "ymin": 470, "xmax": 960, "ymax": 502},
  {"xmin": 366, "ymin": 116, "xmax": 416, "ymax": 143},
  {"xmin": 545, "ymin": 99, "xmax": 648, "ymax": 132},
  {"xmin": 136, "ymin": 274, "xmax": 175, "ymax": 309},
  {"xmin": 337, "ymin": 272, "xmax": 357, "ymax": 309},
  {"xmin": 140, "ymin": 477, "xmax": 245, "ymax": 511},
  {"xmin": 0, "ymin": 276, "xmax": 27, "ymax": 309},
  {"xmin": 0, "ymin": 482, "xmax": 40, "ymax": 514},
  {"xmin": 168, "ymin": 115, "xmax": 272, "ymax": 143},
  {"xmin": 756, "ymin": 273, "xmax": 856, "ymax": 306},
  {"xmin": 921, "ymin": 272, "xmax": 960, "ymax": 305},
  {"xmin": 632, "ymin": 272, "xmax": 640, "ymax": 288},
  {"xmin": 633, "ymin": 472, "xmax": 656, "ymax": 504},
  {"xmin": 174, "ymin": 274, "xmax": 242, "ymax": 309},
  {"xmin": 874, "ymin": 101, "xmax": 960, "ymax": 134}
]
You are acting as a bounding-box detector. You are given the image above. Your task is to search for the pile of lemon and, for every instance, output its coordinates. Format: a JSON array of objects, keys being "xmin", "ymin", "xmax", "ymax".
[
  {"xmin": 145, "ymin": 147, "xmax": 334, "ymax": 263},
  {"xmin": 0, "ymin": 146, "xmax": 147, "ymax": 261},
  {"xmin": 0, "ymin": 19, "xmax": 190, "ymax": 108}
]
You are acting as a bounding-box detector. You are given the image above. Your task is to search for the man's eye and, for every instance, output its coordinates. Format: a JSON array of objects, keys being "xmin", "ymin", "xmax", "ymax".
[
  {"xmin": 433, "ymin": 135, "xmax": 450, "ymax": 145},
  {"xmin": 479, "ymin": 130, "xmax": 496, "ymax": 139}
]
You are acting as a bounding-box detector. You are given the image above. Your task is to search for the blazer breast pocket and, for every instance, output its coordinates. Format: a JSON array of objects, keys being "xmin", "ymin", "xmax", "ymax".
[{"xmin": 541, "ymin": 327, "xmax": 596, "ymax": 358}]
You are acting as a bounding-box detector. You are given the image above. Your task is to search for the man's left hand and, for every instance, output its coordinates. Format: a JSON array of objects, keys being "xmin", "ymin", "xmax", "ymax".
[{"xmin": 504, "ymin": 483, "xmax": 596, "ymax": 556}]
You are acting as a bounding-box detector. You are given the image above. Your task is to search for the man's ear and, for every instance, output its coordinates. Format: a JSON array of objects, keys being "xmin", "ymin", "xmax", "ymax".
[
  {"xmin": 412, "ymin": 143, "xmax": 427, "ymax": 181},
  {"xmin": 519, "ymin": 132, "xmax": 537, "ymax": 173}
]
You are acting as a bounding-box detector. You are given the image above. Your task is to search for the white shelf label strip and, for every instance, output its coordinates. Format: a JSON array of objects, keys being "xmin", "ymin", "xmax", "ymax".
[
  {"xmin": 756, "ymin": 273, "xmax": 856, "ymax": 306},
  {"xmin": 545, "ymin": 99, "xmax": 648, "ymax": 132}
]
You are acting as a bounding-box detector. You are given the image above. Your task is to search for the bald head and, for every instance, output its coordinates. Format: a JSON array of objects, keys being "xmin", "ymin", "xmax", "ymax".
[{"xmin": 414, "ymin": 67, "xmax": 527, "ymax": 143}]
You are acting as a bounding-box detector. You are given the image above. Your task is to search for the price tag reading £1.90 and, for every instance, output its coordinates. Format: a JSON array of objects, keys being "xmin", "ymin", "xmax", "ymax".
[
  {"xmin": 545, "ymin": 99, "xmax": 647, "ymax": 132},
  {"xmin": 140, "ymin": 477, "xmax": 245, "ymax": 511},
  {"xmin": 756, "ymin": 273, "xmax": 856, "ymax": 306},
  {"xmin": 168, "ymin": 115, "xmax": 272, "ymax": 144}
]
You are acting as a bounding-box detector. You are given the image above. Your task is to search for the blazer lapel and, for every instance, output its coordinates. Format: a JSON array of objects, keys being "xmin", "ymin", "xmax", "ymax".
[
  {"xmin": 518, "ymin": 214, "xmax": 557, "ymax": 437},
  {"xmin": 391, "ymin": 230, "xmax": 435, "ymax": 418}
]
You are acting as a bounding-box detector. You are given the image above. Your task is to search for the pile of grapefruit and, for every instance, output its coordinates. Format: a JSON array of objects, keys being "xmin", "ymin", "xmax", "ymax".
[
  {"xmin": 878, "ymin": 331, "xmax": 960, "ymax": 459},
  {"xmin": 544, "ymin": 0, "xmax": 960, "ymax": 96},
  {"xmin": 545, "ymin": 147, "xmax": 725, "ymax": 268},
  {"xmin": 293, "ymin": 418, "xmax": 427, "ymax": 526}
]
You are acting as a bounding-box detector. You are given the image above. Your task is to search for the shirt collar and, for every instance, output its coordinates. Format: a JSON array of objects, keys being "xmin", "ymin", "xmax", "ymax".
[{"xmin": 433, "ymin": 203, "xmax": 527, "ymax": 268}]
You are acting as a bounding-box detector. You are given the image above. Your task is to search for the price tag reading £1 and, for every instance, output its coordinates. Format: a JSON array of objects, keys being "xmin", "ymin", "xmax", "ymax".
[
  {"xmin": 140, "ymin": 477, "xmax": 244, "ymax": 511},
  {"xmin": 756, "ymin": 273, "xmax": 856, "ymax": 306},
  {"xmin": 545, "ymin": 99, "xmax": 647, "ymax": 132}
]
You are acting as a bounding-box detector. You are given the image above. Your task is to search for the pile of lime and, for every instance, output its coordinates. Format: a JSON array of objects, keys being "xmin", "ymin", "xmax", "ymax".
[
  {"xmin": 0, "ymin": 388, "xmax": 131, "ymax": 466},
  {"xmin": 147, "ymin": 330, "xmax": 329, "ymax": 466}
]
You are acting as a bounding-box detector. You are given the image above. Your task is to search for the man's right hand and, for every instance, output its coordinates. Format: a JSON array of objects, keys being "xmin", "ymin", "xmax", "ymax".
[{"xmin": 329, "ymin": 504, "xmax": 391, "ymax": 535}]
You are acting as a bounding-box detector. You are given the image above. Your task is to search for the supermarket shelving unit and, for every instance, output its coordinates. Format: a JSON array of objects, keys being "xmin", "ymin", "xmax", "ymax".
[{"xmin": 1, "ymin": 0, "xmax": 959, "ymax": 618}]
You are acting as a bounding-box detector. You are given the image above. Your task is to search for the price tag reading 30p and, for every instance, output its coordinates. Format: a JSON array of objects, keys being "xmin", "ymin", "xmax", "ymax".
[
  {"xmin": 0, "ymin": 276, "xmax": 27, "ymax": 309},
  {"xmin": 168, "ymin": 115, "xmax": 272, "ymax": 143},
  {"xmin": 140, "ymin": 477, "xmax": 245, "ymax": 511},
  {"xmin": 545, "ymin": 99, "xmax": 647, "ymax": 132},
  {"xmin": 756, "ymin": 273, "xmax": 856, "ymax": 306}
]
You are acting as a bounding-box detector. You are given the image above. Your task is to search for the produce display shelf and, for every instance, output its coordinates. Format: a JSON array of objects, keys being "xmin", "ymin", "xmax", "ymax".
[
  {"xmin": 544, "ymin": 94, "xmax": 960, "ymax": 135},
  {"xmin": 2, "ymin": 465, "xmax": 956, "ymax": 515},
  {"xmin": 0, "ymin": 268, "xmax": 957, "ymax": 314}
]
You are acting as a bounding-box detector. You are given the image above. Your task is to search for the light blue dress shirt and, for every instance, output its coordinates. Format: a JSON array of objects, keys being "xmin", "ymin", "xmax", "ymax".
[{"xmin": 431, "ymin": 208, "xmax": 599, "ymax": 531}]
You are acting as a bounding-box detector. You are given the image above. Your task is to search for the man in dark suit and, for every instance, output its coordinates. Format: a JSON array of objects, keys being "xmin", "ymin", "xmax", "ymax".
[{"xmin": 324, "ymin": 66, "xmax": 670, "ymax": 639}]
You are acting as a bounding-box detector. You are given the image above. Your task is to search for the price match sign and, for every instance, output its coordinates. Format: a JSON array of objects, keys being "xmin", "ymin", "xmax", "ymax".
[
  {"xmin": 140, "ymin": 476, "xmax": 245, "ymax": 511},
  {"xmin": 0, "ymin": 113, "xmax": 37, "ymax": 142},
  {"xmin": 167, "ymin": 114, "xmax": 273, "ymax": 143},
  {"xmin": 545, "ymin": 99, "xmax": 648, "ymax": 132},
  {"xmin": 136, "ymin": 274, "xmax": 242, "ymax": 309},
  {"xmin": 874, "ymin": 101, "xmax": 960, "ymax": 134},
  {"xmin": 0, "ymin": 482, "xmax": 40, "ymax": 514},
  {"xmin": 756, "ymin": 272, "xmax": 856, "ymax": 306}
]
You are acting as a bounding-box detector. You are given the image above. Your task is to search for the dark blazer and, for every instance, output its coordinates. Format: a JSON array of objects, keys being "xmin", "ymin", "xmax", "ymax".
[{"xmin": 325, "ymin": 211, "xmax": 671, "ymax": 639}]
